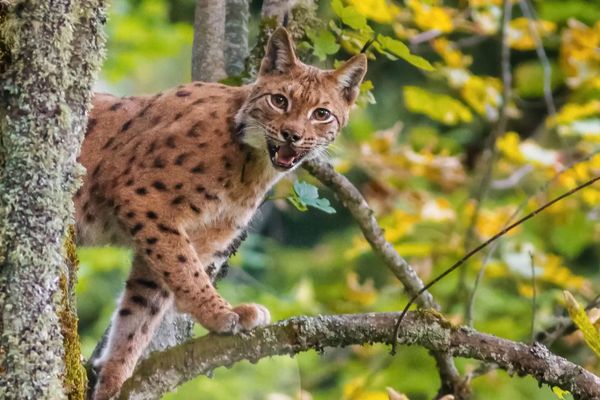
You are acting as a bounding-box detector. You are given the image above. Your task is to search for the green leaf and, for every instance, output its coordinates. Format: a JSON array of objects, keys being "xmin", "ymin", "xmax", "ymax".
[
  {"xmin": 564, "ymin": 291, "xmax": 600, "ymax": 359},
  {"xmin": 552, "ymin": 386, "xmax": 570, "ymax": 400},
  {"xmin": 331, "ymin": 0, "xmax": 372, "ymax": 32},
  {"xmin": 550, "ymin": 212, "xmax": 595, "ymax": 258},
  {"xmin": 287, "ymin": 180, "xmax": 336, "ymax": 214},
  {"xmin": 307, "ymin": 29, "xmax": 340, "ymax": 61},
  {"xmin": 376, "ymin": 34, "xmax": 435, "ymax": 71}
]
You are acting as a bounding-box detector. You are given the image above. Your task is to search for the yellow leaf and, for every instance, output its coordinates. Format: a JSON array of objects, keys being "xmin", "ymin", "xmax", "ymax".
[
  {"xmin": 406, "ymin": 0, "xmax": 454, "ymax": 33},
  {"xmin": 508, "ymin": 17, "xmax": 556, "ymax": 51},
  {"xmin": 421, "ymin": 198, "xmax": 456, "ymax": 222},
  {"xmin": 548, "ymin": 100, "xmax": 600, "ymax": 126},
  {"xmin": 517, "ymin": 282, "xmax": 534, "ymax": 298},
  {"xmin": 560, "ymin": 20, "xmax": 600, "ymax": 88},
  {"xmin": 460, "ymin": 75, "xmax": 502, "ymax": 121},
  {"xmin": 345, "ymin": 272, "xmax": 377, "ymax": 306},
  {"xmin": 432, "ymin": 38, "xmax": 472, "ymax": 68},
  {"xmin": 542, "ymin": 255, "xmax": 588, "ymax": 291},
  {"xmin": 393, "ymin": 242, "xmax": 434, "ymax": 257},
  {"xmin": 564, "ymin": 291, "xmax": 600, "ymax": 359},
  {"xmin": 343, "ymin": 378, "xmax": 389, "ymax": 400},
  {"xmin": 469, "ymin": 0, "xmax": 502, "ymax": 6},
  {"xmin": 348, "ymin": 0, "xmax": 400, "ymax": 24},
  {"xmin": 497, "ymin": 131, "xmax": 526, "ymax": 163},
  {"xmin": 404, "ymin": 86, "xmax": 473, "ymax": 125},
  {"xmin": 475, "ymin": 205, "xmax": 520, "ymax": 238}
]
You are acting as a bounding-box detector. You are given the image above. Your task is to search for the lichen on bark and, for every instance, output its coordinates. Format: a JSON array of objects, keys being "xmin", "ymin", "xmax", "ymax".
[{"xmin": 0, "ymin": 1, "xmax": 106, "ymax": 399}]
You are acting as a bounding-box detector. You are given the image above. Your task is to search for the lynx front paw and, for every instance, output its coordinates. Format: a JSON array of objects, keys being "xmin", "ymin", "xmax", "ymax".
[
  {"xmin": 197, "ymin": 303, "xmax": 271, "ymax": 334},
  {"xmin": 233, "ymin": 303, "xmax": 271, "ymax": 330}
]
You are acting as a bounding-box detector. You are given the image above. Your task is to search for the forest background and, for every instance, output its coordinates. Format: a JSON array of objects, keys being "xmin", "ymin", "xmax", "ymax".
[{"xmin": 75, "ymin": 0, "xmax": 600, "ymax": 399}]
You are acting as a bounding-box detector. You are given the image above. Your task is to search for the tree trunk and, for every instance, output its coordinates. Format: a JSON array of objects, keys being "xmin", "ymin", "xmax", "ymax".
[
  {"xmin": 224, "ymin": 0, "xmax": 249, "ymax": 77},
  {"xmin": 192, "ymin": 0, "xmax": 226, "ymax": 82},
  {"xmin": 0, "ymin": 1, "xmax": 106, "ymax": 399}
]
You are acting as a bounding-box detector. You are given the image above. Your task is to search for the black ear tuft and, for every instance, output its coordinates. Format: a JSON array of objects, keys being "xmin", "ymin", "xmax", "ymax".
[
  {"xmin": 259, "ymin": 27, "xmax": 297, "ymax": 76},
  {"xmin": 333, "ymin": 54, "xmax": 368, "ymax": 104}
]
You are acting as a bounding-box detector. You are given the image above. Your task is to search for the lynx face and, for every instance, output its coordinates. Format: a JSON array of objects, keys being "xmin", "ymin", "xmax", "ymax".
[{"xmin": 236, "ymin": 29, "xmax": 367, "ymax": 170}]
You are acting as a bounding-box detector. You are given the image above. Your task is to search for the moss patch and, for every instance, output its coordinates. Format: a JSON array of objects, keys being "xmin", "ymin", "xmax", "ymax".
[{"xmin": 59, "ymin": 226, "xmax": 87, "ymax": 400}]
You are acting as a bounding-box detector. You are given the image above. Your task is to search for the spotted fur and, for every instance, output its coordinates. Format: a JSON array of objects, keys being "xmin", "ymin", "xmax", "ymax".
[{"xmin": 79, "ymin": 28, "xmax": 366, "ymax": 400}]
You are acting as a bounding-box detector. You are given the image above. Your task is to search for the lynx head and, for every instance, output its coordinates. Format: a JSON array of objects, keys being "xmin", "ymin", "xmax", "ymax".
[{"xmin": 236, "ymin": 27, "xmax": 367, "ymax": 171}]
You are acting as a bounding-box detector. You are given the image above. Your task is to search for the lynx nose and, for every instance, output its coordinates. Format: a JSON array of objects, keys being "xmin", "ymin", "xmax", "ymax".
[{"xmin": 281, "ymin": 129, "xmax": 302, "ymax": 143}]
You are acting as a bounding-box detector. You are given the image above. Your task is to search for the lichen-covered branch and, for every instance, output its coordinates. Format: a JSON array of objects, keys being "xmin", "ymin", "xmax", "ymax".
[
  {"xmin": 302, "ymin": 159, "xmax": 467, "ymax": 398},
  {"xmin": 192, "ymin": 0, "xmax": 226, "ymax": 82},
  {"xmin": 119, "ymin": 312, "xmax": 600, "ymax": 400},
  {"xmin": 0, "ymin": 0, "xmax": 105, "ymax": 398}
]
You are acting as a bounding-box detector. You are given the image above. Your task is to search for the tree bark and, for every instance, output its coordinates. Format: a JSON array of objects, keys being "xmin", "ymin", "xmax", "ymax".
[
  {"xmin": 0, "ymin": 1, "xmax": 105, "ymax": 399},
  {"xmin": 224, "ymin": 0, "xmax": 249, "ymax": 77},
  {"xmin": 192, "ymin": 0, "xmax": 226, "ymax": 82}
]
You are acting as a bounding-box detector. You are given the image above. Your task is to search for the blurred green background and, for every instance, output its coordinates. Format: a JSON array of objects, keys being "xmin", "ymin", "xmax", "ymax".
[{"xmin": 77, "ymin": 0, "xmax": 600, "ymax": 399}]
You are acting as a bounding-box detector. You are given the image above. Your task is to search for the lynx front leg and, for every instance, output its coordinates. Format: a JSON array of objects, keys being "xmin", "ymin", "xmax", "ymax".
[
  {"xmin": 192, "ymin": 226, "xmax": 272, "ymax": 330},
  {"xmin": 93, "ymin": 256, "xmax": 172, "ymax": 400},
  {"xmin": 126, "ymin": 216, "xmax": 269, "ymax": 333}
]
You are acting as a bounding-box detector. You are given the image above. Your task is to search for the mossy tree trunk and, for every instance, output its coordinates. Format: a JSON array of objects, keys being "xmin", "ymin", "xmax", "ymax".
[{"xmin": 0, "ymin": 1, "xmax": 106, "ymax": 399}]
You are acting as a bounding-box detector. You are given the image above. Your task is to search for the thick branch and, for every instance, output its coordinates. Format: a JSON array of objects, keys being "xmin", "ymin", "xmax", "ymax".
[
  {"xmin": 303, "ymin": 159, "xmax": 466, "ymax": 398},
  {"xmin": 119, "ymin": 312, "xmax": 600, "ymax": 400}
]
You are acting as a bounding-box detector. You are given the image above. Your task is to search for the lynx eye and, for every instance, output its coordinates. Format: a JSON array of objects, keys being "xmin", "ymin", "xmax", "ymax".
[
  {"xmin": 312, "ymin": 108, "xmax": 332, "ymax": 122},
  {"xmin": 270, "ymin": 94, "xmax": 288, "ymax": 110}
]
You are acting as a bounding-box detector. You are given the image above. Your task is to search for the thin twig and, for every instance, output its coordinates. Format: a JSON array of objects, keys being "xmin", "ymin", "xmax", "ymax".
[
  {"xmin": 466, "ymin": 148, "xmax": 600, "ymax": 329},
  {"xmin": 529, "ymin": 251, "xmax": 537, "ymax": 343},
  {"xmin": 393, "ymin": 174, "xmax": 600, "ymax": 352},
  {"xmin": 465, "ymin": 208, "xmax": 521, "ymax": 327},
  {"xmin": 518, "ymin": 0, "xmax": 556, "ymax": 116}
]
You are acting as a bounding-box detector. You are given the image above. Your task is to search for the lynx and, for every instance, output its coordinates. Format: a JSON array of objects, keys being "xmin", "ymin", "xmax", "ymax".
[{"xmin": 77, "ymin": 27, "xmax": 367, "ymax": 400}]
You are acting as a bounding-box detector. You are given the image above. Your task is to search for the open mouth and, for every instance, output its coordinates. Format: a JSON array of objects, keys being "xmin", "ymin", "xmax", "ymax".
[{"xmin": 267, "ymin": 142, "xmax": 307, "ymax": 170}]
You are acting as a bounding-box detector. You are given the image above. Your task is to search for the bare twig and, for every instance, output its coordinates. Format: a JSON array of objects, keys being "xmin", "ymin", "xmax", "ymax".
[
  {"xmin": 303, "ymin": 160, "xmax": 467, "ymax": 399},
  {"xmin": 491, "ymin": 164, "xmax": 534, "ymax": 189},
  {"xmin": 529, "ymin": 251, "xmax": 537, "ymax": 344},
  {"xmin": 119, "ymin": 312, "xmax": 600, "ymax": 400},
  {"xmin": 466, "ymin": 148, "xmax": 600, "ymax": 329},
  {"xmin": 518, "ymin": 0, "xmax": 556, "ymax": 116},
  {"xmin": 394, "ymin": 174, "xmax": 600, "ymax": 348}
]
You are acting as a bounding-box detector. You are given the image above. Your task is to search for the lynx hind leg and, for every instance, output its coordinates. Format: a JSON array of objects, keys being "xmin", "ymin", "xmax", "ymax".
[{"xmin": 93, "ymin": 256, "xmax": 172, "ymax": 400}]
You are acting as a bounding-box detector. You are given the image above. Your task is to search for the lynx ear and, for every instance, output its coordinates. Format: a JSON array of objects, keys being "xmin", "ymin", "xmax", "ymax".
[
  {"xmin": 259, "ymin": 27, "xmax": 297, "ymax": 76},
  {"xmin": 333, "ymin": 54, "xmax": 368, "ymax": 104}
]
